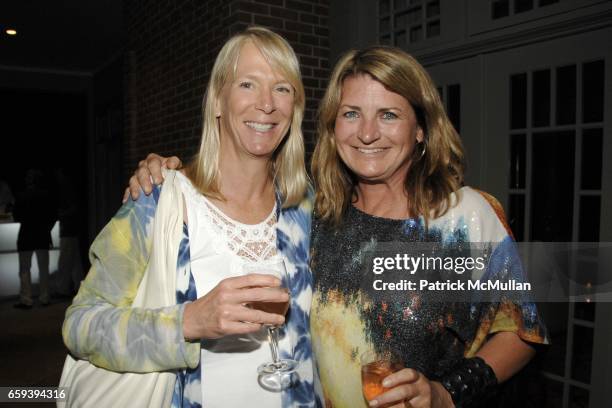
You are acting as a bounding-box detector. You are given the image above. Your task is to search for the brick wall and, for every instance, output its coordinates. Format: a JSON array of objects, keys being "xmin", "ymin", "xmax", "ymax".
[{"xmin": 124, "ymin": 0, "xmax": 330, "ymax": 174}]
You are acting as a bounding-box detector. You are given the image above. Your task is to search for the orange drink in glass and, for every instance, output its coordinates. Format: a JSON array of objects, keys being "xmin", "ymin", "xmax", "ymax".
[{"xmin": 360, "ymin": 350, "xmax": 404, "ymax": 401}]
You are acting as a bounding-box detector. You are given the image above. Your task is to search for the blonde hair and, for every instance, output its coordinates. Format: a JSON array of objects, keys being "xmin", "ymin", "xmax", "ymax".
[
  {"xmin": 187, "ymin": 26, "xmax": 308, "ymax": 207},
  {"xmin": 312, "ymin": 46, "xmax": 465, "ymax": 223}
]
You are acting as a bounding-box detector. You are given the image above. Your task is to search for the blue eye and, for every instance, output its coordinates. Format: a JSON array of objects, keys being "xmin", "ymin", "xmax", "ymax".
[
  {"xmin": 343, "ymin": 111, "xmax": 359, "ymax": 119},
  {"xmin": 276, "ymin": 85, "xmax": 292, "ymax": 94},
  {"xmin": 382, "ymin": 111, "xmax": 398, "ymax": 120}
]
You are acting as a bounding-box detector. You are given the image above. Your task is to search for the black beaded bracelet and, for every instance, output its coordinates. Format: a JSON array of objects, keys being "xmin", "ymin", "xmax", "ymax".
[{"xmin": 439, "ymin": 357, "xmax": 498, "ymax": 407}]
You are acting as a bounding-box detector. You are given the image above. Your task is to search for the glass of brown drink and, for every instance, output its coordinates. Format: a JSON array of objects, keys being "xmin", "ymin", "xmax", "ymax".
[{"xmin": 243, "ymin": 259, "xmax": 296, "ymax": 391}]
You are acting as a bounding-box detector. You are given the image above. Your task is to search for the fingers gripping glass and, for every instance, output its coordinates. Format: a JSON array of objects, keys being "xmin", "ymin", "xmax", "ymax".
[
  {"xmin": 243, "ymin": 259, "xmax": 297, "ymax": 391},
  {"xmin": 361, "ymin": 350, "xmax": 404, "ymax": 402}
]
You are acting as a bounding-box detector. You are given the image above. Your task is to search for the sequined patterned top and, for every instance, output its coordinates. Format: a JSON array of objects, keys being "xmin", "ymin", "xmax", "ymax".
[
  {"xmin": 62, "ymin": 182, "xmax": 318, "ymax": 407},
  {"xmin": 310, "ymin": 187, "xmax": 548, "ymax": 408}
]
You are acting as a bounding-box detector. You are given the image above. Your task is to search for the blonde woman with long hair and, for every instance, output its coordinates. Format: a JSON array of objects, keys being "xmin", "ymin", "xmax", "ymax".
[{"xmin": 63, "ymin": 27, "xmax": 317, "ymax": 407}]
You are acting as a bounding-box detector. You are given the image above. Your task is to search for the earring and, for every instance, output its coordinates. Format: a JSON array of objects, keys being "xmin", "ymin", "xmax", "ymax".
[
  {"xmin": 215, "ymin": 112, "xmax": 221, "ymax": 118},
  {"xmin": 419, "ymin": 142, "xmax": 427, "ymax": 159}
]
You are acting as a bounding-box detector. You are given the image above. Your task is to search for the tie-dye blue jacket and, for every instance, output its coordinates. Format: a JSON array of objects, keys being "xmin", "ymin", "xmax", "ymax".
[{"xmin": 62, "ymin": 184, "xmax": 317, "ymax": 407}]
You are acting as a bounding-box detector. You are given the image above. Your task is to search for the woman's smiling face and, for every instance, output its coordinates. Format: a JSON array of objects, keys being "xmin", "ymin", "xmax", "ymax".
[
  {"xmin": 217, "ymin": 41, "xmax": 295, "ymax": 161},
  {"xmin": 334, "ymin": 74, "xmax": 423, "ymax": 185}
]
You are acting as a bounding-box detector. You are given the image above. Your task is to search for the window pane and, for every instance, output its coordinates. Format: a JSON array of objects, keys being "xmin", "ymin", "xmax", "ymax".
[
  {"xmin": 516, "ymin": 0, "xmax": 534, "ymax": 13},
  {"xmin": 531, "ymin": 131, "xmax": 574, "ymax": 241},
  {"xmin": 538, "ymin": 302, "xmax": 568, "ymax": 377},
  {"xmin": 569, "ymin": 386, "xmax": 590, "ymax": 408},
  {"xmin": 509, "ymin": 194, "xmax": 525, "ymax": 241},
  {"xmin": 447, "ymin": 84, "xmax": 461, "ymax": 133},
  {"xmin": 426, "ymin": 20, "xmax": 440, "ymax": 37},
  {"xmin": 539, "ymin": 376, "xmax": 564, "ymax": 408},
  {"xmin": 510, "ymin": 133, "xmax": 526, "ymax": 189},
  {"xmin": 571, "ymin": 325, "xmax": 593, "ymax": 383},
  {"xmin": 426, "ymin": 1, "xmax": 440, "ymax": 17},
  {"xmin": 533, "ymin": 69, "xmax": 551, "ymax": 127},
  {"xmin": 556, "ymin": 65, "xmax": 576, "ymax": 125},
  {"xmin": 394, "ymin": 30, "xmax": 407, "ymax": 47},
  {"xmin": 539, "ymin": 0, "xmax": 559, "ymax": 6},
  {"xmin": 492, "ymin": 0, "xmax": 509, "ymax": 19},
  {"xmin": 574, "ymin": 301, "xmax": 595, "ymax": 321},
  {"xmin": 408, "ymin": 7, "xmax": 422, "ymax": 24},
  {"xmin": 511, "ymin": 73, "xmax": 527, "ymax": 129},
  {"xmin": 437, "ymin": 86, "xmax": 444, "ymax": 102},
  {"xmin": 380, "ymin": 17, "xmax": 391, "ymax": 33},
  {"xmin": 579, "ymin": 196, "xmax": 600, "ymax": 242},
  {"xmin": 395, "ymin": 12, "xmax": 408, "ymax": 29},
  {"xmin": 581, "ymin": 128, "xmax": 603, "ymax": 190},
  {"xmin": 582, "ymin": 60, "xmax": 604, "ymax": 123},
  {"xmin": 380, "ymin": 35, "xmax": 391, "ymax": 45},
  {"xmin": 574, "ymin": 258, "xmax": 598, "ymax": 296},
  {"xmin": 380, "ymin": 0, "xmax": 390, "ymax": 15},
  {"xmin": 410, "ymin": 25, "xmax": 422, "ymax": 42},
  {"xmin": 395, "ymin": 0, "xmax": 409, "ymax": 10}
]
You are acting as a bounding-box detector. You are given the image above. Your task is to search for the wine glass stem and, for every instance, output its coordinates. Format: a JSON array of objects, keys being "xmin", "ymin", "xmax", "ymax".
[{"xmin": 268, "ymin": 326, "xmax": 280, "ymax": 364}]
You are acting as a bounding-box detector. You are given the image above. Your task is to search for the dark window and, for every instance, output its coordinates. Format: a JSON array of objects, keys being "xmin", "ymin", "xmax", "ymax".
[
  {"xmin": 408, "ymin": 7, "xmax": 422, "ymax": 24},
  {"xmin": 395, "ymin": 0, "xmax": 409, "ymax": 11},
  {"xmin": 539, "ymin": 0, "xmax": 559, "ymax": 6},
  {"xmin": 515, "ymin": 0, "xmax": 534, "ymax": 13},
  {"xmin": 581, "ymin": 128, "xmax": 603, "ymax": 190},
  {"xmin": 511, "ymin": 73, "xmax": 527, "ymax": 129},
  {"xmin": 510, "ymin": 133, "xmax": 526, "ymax": 189},
  {"xmin": 426, "ymin": 20, "xmax": 440, "ymax": 37},
  {"xmin": 492, "ymin": 0, "xmax": 510, "ymax": 19},
  {"xmin": 395, "ymin": 12, "xmax": 408, "ymax": 29},
  {"xmin": 531, "ymin": 131, "xmax": 575, "ymax": 241},
  {"xmin": 380, "ymin": 0, "xmax": 390, "ymax": 15},
  {"xmin": 538, "ymin": 303, "xmax": 568, "ymax": 377},
  {"xmin": 574, "ymin": 301, "xmax": 596, "ymax": 321},
  {"xmin": 571, "ymin": 325, "xmax": 594, "ymax": 383},
  {"xmin": 426, "ymin": 1, "xmax": 440, "ymax": 17},
  {"xmin": 556, "ymin": 65, "xmax": 576, "ymax": 125},
  {"xmin": 394, "ymin": 31, "xmax": 407, "ymax": 47},
  {"xmin": 579, "ymin": 196, "xmax": 601, "ymax": 242},
  {"xmin": 447, "ymin": 84, "xmax": 461, "ymax": 133},
  {"xmin": 380, "ymin": 17, "xmax": 391, "ymax": 33},
  {"xmin": 410, "ymin": 25, "xmax": 423, "ymax": 42},
  {"xmin": 582, "ymin": 60, "xmax": 604, "ymax": 123},
  {"xmin": 532, "ymin": 69, "xmax": 551, "ymax": 127},
  {"xmin": 509, "ymin": 194, "xmax": 525, "ymax": 241},
  {"xmin": 569, "ymin": 387, "xmax": 590, "ymax": 408}
]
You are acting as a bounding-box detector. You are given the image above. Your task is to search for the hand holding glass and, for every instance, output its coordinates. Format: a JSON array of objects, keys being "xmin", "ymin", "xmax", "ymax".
[
  {"xmin": 243, "ymin": 259, "xmax": 296, "ymax": 391},
  {"xmin": 361, "ymin": 350, "xmax": 404, "ymax": 402}
]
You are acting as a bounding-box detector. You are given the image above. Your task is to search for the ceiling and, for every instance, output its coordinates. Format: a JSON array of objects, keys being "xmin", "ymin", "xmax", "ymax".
[{"xmin": 0, "ymin": 0, "xmax": 124, "ymax": 74}]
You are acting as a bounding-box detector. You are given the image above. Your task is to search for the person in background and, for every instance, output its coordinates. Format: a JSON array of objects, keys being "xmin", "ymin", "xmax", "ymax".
[
  {"xmin": 62, "ymin": 27, "xmax": 317, "ymax": 407},
  {"xmin": 13, "ymin": 168, "xmax": 57, "ymax": 308},
  {"xmin": 127, "ymin": 46, "xmax": 548, "ymax": 408}
]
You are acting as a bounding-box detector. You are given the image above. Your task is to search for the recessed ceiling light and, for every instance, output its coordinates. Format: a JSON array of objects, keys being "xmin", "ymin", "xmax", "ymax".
[{"xmin": 6, "ymin": 29, "xmax": 17, "ymax": 36}]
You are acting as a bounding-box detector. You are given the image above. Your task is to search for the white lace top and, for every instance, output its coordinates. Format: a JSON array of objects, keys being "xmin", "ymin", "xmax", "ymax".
[
  {"xmin": 201, "ymin": 194, "xmax": 278, "ymax": 262},
  {"xmin": 176, "ymin": 172, "xmax": 284, "ymax": 407}
]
